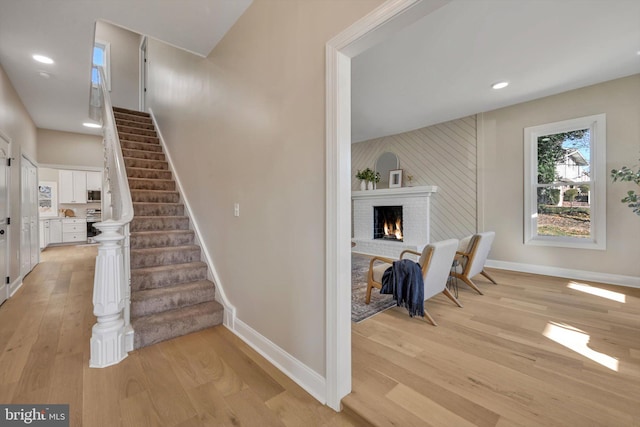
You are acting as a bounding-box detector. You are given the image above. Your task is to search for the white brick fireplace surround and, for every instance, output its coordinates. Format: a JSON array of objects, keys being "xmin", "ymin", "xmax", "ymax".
[{"xmin": 352, "ymin": 186, "xmax": 438, "ymax": 259}]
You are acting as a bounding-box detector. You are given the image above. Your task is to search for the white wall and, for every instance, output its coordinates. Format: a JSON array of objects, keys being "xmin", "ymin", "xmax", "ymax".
[
  {"xmin": 37, "ymin": 128, "xmax": 103, "ymax": 168},
  {"xmin": 353, "ymin": 75, "xmax": 640, "ymax": 281},
  {"xmin": 481, "ymin": 74, "xmax": 640, "ymax": 278},
  {"xmin": 352, "ymin": 116, "xmax": 477, "ymax": 242},
  {"xmin": 145, "ymin": 0, "xmax": 384, "ymax": 378},
  {"xmin": 0, "ymin": 63, "xmax": 37, "ymax": 286},
  {"xmin": 95, "ymin": 21, "xmax": 141, "ymax": 110}
]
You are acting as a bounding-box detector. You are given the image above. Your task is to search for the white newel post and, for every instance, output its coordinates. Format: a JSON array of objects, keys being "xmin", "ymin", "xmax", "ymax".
[{"xmin": 90, "ymin": 220, "xmax": 128, "ymax": 367}]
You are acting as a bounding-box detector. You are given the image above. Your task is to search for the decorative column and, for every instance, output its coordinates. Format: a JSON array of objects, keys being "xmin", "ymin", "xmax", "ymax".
[{"xmin": 90, "ymin": 219, "xmax": 128, "ymax": 368}]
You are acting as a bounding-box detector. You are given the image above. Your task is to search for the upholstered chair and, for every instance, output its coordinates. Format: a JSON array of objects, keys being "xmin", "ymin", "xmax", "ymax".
[
  {"xmin": 365, "ymin": 239, "xmax": 462, "ymax": 325},
  {"xmin": 452, "ymin": 231, "xmax": 497, "ymax": 295}
]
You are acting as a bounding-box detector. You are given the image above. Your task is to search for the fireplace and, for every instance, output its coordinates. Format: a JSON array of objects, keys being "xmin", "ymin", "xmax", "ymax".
[{"xmin": 373, "ymin": 205, "xmax": 403, "ymax": 241}]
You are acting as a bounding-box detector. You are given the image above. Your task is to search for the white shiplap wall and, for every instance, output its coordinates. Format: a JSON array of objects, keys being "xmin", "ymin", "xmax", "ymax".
[{"xmin": 352, "ymin": 115, "xmax": 477, "ymax": 241}]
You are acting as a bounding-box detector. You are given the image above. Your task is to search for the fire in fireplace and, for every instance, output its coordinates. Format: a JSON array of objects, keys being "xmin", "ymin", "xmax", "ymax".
[{"xmin": 373, "ymin": 205, "xmax": 403, "ymax": 241}]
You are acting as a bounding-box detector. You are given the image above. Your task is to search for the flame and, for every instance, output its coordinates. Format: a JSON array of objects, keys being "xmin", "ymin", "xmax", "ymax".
[{"xmin": 383, "ymin": 219, "xmax": 403, "ymax": 240}]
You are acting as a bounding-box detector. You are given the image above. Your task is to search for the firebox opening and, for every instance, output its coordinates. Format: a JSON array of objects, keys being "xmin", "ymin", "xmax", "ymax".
[{"xmin": 373, "ymin": 205, "xmax": 403, "ymax": 241}]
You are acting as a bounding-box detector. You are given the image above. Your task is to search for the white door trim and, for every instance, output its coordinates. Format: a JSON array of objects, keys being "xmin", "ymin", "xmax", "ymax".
[
  {"xmin": 139, "ymin": 36, "xmax": 148, "ymax": 112},
  {"xmin": 0, "ymin": 130, "xmax": 10, "ymax": 305},
  {"xmin": 324, "ymin": 0, "xmax": 451, "ymax": 410}
]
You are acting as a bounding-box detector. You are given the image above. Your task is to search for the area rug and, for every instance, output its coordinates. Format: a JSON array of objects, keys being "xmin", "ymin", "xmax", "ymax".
[{"xmin": 352, "ymin": 253, "xmax": 396, "ymax": 322}]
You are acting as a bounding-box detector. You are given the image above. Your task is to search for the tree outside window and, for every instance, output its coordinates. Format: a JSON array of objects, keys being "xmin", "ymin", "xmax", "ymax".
[{"xmin": 524, "ymin": 114, "xmax": 606, "ymax": 250}]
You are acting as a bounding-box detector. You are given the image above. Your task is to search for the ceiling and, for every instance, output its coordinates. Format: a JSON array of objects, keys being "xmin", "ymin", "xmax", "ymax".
[
  {"xmin": 0, "ymin": 0, "xmax": 252, "ymax": 136},
  {"xmin": 352, "ymin": 0, "xmax": 640, "ymax": 143},
  {"xmin": 0, "ymin": 1, "xmax": 638, "ymax": 142}
]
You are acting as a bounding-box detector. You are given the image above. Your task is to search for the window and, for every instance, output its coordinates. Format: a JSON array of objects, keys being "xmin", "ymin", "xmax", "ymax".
[
  {"xmin": 524, "ymin": 114, "xmax": 606, "ymax": 249},
  {"xmin": 91, "ymin": 40, "xmax": 111, "ymax": 90}
]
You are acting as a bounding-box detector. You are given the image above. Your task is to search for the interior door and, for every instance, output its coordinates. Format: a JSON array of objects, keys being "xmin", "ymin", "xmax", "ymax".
[
  {"xmin": 0, "ymin": 135, "xmax": 9, "ymax": 305},
  {"xmin": 20, "ymin": 156, "xmax": 38, "ymax": 277}
]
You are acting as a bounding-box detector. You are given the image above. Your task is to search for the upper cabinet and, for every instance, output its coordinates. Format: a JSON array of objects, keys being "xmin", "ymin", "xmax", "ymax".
[
  {"xmin": 86, "ymin": 171, "xmax": 102, "ymax": 191},
  {"xmin": 59, "ymin": 170, "xmax": 87, "ymax": 204}
]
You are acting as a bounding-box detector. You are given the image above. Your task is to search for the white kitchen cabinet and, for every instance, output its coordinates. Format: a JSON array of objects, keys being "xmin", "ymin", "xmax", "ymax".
[
  {"xmin": 49, "ymin": 219, "xmax": 63, "ymax": 244},
  {"xmin": 62, "ymin": 218, "xmax": 87, "ymax": 243},
  {"xmin": 39, "ymin": 219, "xmax": 49, "ymax": 249},
  {"xmin": 59, "ymin": 170, "xmax": 87, "ymax": 204},
  {"xmin": 86, "ymin": 171, "xmax": 102, "ymax": 191},
  {"xmin": 39, "ymin": 218, "xmax": 63, "ymax": 249}
]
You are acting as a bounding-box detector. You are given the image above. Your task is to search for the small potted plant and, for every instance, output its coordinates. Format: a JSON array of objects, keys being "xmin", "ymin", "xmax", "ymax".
[{"xmin": 356, "ymin": 167, "xmax": 379, "ymax": 190}]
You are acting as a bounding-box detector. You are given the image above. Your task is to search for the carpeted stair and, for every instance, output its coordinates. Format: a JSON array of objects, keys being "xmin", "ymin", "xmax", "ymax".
[{"xmin": 113, "ymin": 106, "xmax": 223, "ymax": 349}]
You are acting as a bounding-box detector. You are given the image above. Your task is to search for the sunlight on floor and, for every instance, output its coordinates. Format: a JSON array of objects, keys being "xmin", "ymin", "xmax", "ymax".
[
  {"xmin": 542, "ymin": 321, "xmax": 619, "ymax": 371},
  {"xmin": 567, "ymin": 281, "xmax": 626, "ymax": 303}
]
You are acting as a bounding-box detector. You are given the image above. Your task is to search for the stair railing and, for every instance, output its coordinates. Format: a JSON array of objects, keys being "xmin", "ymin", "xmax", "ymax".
[{"xmin": 89, "ymin": 65, "xmax": 134, "ymax": 368}]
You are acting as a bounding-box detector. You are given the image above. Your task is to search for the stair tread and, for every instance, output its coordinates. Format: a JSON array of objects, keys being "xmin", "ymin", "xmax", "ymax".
[
  {"xmin": 131, "ymin": 229, "xmax": 193, "ymax": 235},
  {"xmin": 130, "ymin": 261, "xmax": 207, "ymax": 275},
  {"xmin": 113, "ymin": 107, "xmax": 150, "ymax": 117},
  {"xmin": 131, "ymin": 244, "xmax": 199, "ymax": 253},
  {"xmin": 132, "ymin": 215, "xmax": 188, "ymax": 219},
  {"xmin": 131, "ymin": 299, "xmax": 223, "ymax": 323},
  {"xmin": 130, "ymin": 188, "xmax": 178, "ymax": 193},
  {"xmin": 131, "ymin": 300, "xmax": 224, "ymax": 348},
  {"xmin": 132, "ymin": 280, "xmax": 214, "ymax": 301}
]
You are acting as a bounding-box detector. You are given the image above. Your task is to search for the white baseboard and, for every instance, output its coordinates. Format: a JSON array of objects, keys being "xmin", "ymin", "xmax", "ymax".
[
  {"xmin": 9, "ymin": 277, "xmax": 23, "ymax": 297},
  {"xmin": 486, "ymin": 259, "xmax": 640, "ymax": 289},
  {"xmin": 230, "ymin": 320, "xmax": 326, "ymax": 405}
]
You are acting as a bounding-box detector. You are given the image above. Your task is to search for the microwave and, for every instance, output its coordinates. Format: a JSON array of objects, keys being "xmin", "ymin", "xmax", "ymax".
[{"xmin": 87, "ymin": 190, "xmax": 101, "ymax": 202}]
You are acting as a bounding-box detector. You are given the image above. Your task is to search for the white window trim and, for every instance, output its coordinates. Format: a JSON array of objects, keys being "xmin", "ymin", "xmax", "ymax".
[
  {"xmin": 524, "ymin": 113, "xmax": 606, "ymax": 250},
  {"xmin": 94, "ymin": 40, "xmax": 111, "ymax": 92}
]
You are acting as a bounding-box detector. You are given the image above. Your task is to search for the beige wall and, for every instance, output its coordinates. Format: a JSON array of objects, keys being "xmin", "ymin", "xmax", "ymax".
[
  {"xmin": 0, "ymin": 64, "xmax": 37, "ymax": 285},
  {"xmin": 146, "ymin": 0, "xmax": 384, "ymax": 376},
  {"xmin": 482, "ymin": 74, "xmax": 640, "ymax": 278},
  {"xmin": 95, "ymin": 21, "xmax": 141, "ymax": 110},
  {"xmin": 37, "ymin": 128, "xmax": 103, "ymax": 168},
  {"xmin": 352, "ymin": 116, "xmax": 478, "ymax": 242},
  {"xmin": 352, "ymin": 75, "xmax": 640, "ymax": 279}
]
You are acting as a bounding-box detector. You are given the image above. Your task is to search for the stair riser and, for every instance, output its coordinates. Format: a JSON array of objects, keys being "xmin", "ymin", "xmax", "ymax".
[
  {"xmin": 116, "ymin": 119, "xmax": 155, "ymax": 131},
  {"xmin": 131, "ymin": 247, "xmax": 201, "ymax": 269},
  {"xmin": 122, "ymin": 149, "xmax": 166, "ymax": 161},
  {"xmin": 130, "ymin": 191, "xmax": 179, "ymax": 203},
  {"xmin": 121, "ymin": 140, "xmax": 163, "ymax": 153},
  {"xmin": 131, "ymin": 217, "xmax": 190, "ymax": 231},
  {"xmin": 118, "ymin": 132, "xmax": 159, "ymax": 144},
  {"xmin": 131, "ymin": 264, "xmax": 208, "ymax": 291},
  {"xmin": 132, "ymin": 302, "xmax": 223, "ymax": 349},
  {"xmin": 127, "ymin": 168, "xmax": 172, "ymax": 180},
  {"xmin": 124, "ymin": 158, "xmax": 169, "ymax": 170},
  {"xmin": 113, "ymin": 108, "xmax": 151, "ymax": 117},
  {"xmin": 131, "ymin": 231, "xmax": 194, "ymax": 249},
  {"xmin": 113, "ymin": 113, "xmax": 153, "ymax": 125},
  {"xmin": 133, "ymin": 203, "xmax": 185, "ymax": 217},
  {"xmin": 128, "ymin": 179, "xmax": 176, "ymax": 191},
  {"xmin": 131, "ymin": 285, "xmax": 216, "ymax": 318},
  {"xmin": 117, "ymin": 126, "xmax": 157, "ymax": 137}
]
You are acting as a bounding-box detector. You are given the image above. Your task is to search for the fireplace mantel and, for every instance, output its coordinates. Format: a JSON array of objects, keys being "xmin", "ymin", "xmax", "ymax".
[
  {"xmin": 351, "ymin": 185, "xmax": 437, "ymax": 200},
  {"xmin": 351, "ymin": 185, "xmax": 438, "ymax": 258}
]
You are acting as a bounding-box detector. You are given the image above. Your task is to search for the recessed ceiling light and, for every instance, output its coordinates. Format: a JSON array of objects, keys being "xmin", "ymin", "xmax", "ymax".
[
  {"xmin": 38, "ymin": 71, "xmax": 51, "ymax": 79},
  {"xmin": 33, "ymin": 54, "xmax": 54, "ymax": 64},
  {"xmin": 491, "ymin": 81, "xmax": 509, "ymax": 90},
  {"xmin": 83, "ymin": 122, "xmax": 102, "ymax": 129}
]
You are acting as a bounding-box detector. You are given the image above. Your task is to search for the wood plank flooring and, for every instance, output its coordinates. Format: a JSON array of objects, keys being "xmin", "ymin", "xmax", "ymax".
[
  {"xmin": 344, "ymin": 269, "xmax": 640, "ymax": 426},
  {"xmin": 0, "ymin": 245, "xmax": 356, "ymax": 427},
  {"xmin": 4, "ymin": 245, "xmax": 640, "ymax": 426}
]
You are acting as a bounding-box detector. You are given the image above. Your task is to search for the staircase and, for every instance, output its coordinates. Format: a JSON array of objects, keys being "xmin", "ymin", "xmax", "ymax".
[{"xmin": 112, "ymin": 106, "xmax": 223, "ymax": 349}]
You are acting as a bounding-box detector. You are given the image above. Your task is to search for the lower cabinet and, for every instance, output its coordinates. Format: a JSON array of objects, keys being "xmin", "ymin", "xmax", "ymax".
[
  {"xmin": 50, "ymin": 219, "xmax": 63, "ymax": 244},
  {"xmin": 62, "ymin": 218, "xmax": 87, "ymax": 243},
  {"xmin": 40, "ymin": 218, "xmax": 64, "ymax": 249}
]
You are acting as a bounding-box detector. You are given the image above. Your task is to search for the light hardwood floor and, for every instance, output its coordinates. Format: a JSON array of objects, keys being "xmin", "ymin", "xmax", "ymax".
[
  {"xmin": 4, "ymin": 245, "xmax": 639, "ymax": 426},
  {"xmin": 0, "ymin": 245, "xmax": 357, "ymax": 427},
  {"xmin": 344, "ymin": 268, "xmax": 640, "ymax": 426}
]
